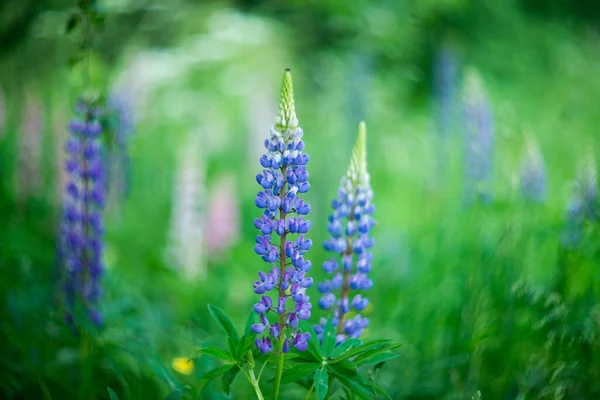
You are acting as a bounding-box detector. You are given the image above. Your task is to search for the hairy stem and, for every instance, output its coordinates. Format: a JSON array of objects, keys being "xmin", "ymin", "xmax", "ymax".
[{"xmin": 273, "ymin": 165, "xmax": 288, "ymax": 400}]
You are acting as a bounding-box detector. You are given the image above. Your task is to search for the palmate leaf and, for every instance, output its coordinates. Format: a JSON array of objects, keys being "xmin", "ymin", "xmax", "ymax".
[
  {"xmin": 235, "ymin": 335, "xmax": 254, "ymax": 361},
  {"xmin": 208, "ymin": 304, "xmax": 240, "ymax": 343},
  {"xmin": 355, "ymin": 351, "xmax": 401, "ymax": 366}
]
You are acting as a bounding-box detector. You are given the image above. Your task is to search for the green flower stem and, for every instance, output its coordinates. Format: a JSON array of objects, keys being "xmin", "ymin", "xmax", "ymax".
[{"xmin": 304, "ymin": 382, "xmax": 315, "ymax": 400}]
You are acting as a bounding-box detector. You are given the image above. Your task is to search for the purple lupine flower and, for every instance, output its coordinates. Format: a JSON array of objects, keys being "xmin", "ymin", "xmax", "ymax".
[
  {"xmin": 314, "ymin": 122, "xmax": 374, "ymax": 343},
  {"xmin": 519, "ymin": 135, "xmax": 547, "ymax": 202},
  {"xmin": 59, "ymin": 94, "xmax": 105, "ymax": 328},
  {"xmin": 251, "ymin": 70, "xmax": 313, "ymax": 353},
  {"xmin": 463, "ymin": 69, "xmax": 494, "ymax": 202}
]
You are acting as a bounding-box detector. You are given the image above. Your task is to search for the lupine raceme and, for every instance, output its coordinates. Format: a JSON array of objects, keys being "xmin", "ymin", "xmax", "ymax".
[
  {"xmin": 250, "ymin": 70, "xmax": 313, "ymax": 355},
  {"xmin": 463, "ymin": 68, "xmax": 494, "ymax": 202},
  {"xmin": 520, "ymin": 134, "xmax": 547, "ymax": 202},
  {"xmin": 315, "ymin": 122, "xmax": 375, "ymax": 344},
  {"xmin": 59, "ymin": 94, "xmax": 105, "ymax": 328}
]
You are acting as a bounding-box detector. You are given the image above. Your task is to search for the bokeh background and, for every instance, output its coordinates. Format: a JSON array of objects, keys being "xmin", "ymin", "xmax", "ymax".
[{"xmin": 1, "ymin": 0, "xmax": 600, "ymax": 399}]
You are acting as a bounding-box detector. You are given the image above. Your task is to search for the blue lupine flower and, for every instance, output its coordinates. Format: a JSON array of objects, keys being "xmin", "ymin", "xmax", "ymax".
[
  {"xmin": 463, "ymin": 69, "xmax": 494, "ymax": 202},
  {"xmin": 59, "ymin": 94, "xmax": 105, "ymax": 328},
  {"xmin": 314, "ymin": 122, "xmax": 374, "ymax": 343},
  {"xmin": 251, "ymin": 70, "xmax": 313, "ymax": 353},
  {"xmin": 520, "ymin": 134, "xmax": 547, "ymax": 202}
]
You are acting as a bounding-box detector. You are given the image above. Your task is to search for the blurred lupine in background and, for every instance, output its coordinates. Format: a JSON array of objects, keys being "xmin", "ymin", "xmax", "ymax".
[
  {"xmin": 564, "ymin": 151, "xmax": 598, "ymax": 245},
  {"xmin": 59, "ymin": 94, "xmax": 105, "ymax": 328},
  {"xmin": 434, "ymin": 45, "xmax": 459, "ymax": 140},
  {"xmin": 165, "ymin": 132, "xmax": 206, "ymax": 278},
  {"xmin": 250, "ymin": 70, "xmax": 313, "ymax": 358},
  {"xmin": 204, "ymin": 173, "xmax": 240, "ymax": 258},
  {"xmin": 462, "ymin": 69, "xmax": 495, "ymax": 203},
  {"xmin": 106, "ymin": 89, "xmax": 135, "ymax": 210},
  {"xmin": 520, "ymin": 134, "xmax": 547, "ymax": 202},
  {"xmin": 315, "ymin": 122, "xmax": 374, "ymax": 344},
  {"xmin": 16, "ymin": 93, "xmax": 43, "ymax": 200}
]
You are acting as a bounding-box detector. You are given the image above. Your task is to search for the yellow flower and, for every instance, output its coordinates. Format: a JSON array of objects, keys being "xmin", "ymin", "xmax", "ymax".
[{"xmin": 172, "ymin": 357, "xmax": 194, "ymax": 375}]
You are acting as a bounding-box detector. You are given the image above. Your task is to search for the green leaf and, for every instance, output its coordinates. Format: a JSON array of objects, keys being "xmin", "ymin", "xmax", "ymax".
[
  {"xmin": 221, "ymin": 365, "xmax": 240, "ymax": 395},
  {"xmin": 314, "ymin": 368, "xmax": 329, "ymax": 400},
  {"xmin": 235, "ymin": 336, "xmax": 254, "ymax": 361},
  {"xmin": 352, "ymin": 342, "xmax": 402, "ymax": 366},
  {"xmin": 331, "ymin": 340, "xmax": 393, "ymax": 363},
  {"xmin": 329, "ymin": 365, "xmax": 375, "ymax": 399},
  {"xmin": 65, "ymin": 13, "xmax": 80, "ymax": 34},
  {"xmin": 208, "ymin": 304, "xmax": 240, "ymax": 343},
  {"xmin": 107, "ymin": 387, "xmax": 119, "ymax": 400},
  {"xmin": 199, "ymin": 364, "xmax": 236, "ymax": 381},
  {"xmin": 244, "ymin": 311, "xmax": 259, "ymax": 336},
  {"xmin": 355, "ymin": 351, "xmax": 400, "ymax": 366},
  {"xmin": 227, "ymin": 337, "xmax": 237, "ymax": 359},
  {"xmin": 299, "ymin": 321, "xmax": 322, "ymax": 361},
  {"xmin": 198, "ymin": 346, "xmax": 233, "ymax": 362},
  {"xmin": 331, "ymin": 338, "xmax": 361, "ymax": 358},
  {"xmin": 322, "ymin": 320, "xmax": 336, "ymax": 358},
  {"xmin": 279, "ymin": 363, "xmax": 321, "ymax": 384},
  {"xmin": 369, "ymin": 381, "xmax": 392, "ymax": 400}
]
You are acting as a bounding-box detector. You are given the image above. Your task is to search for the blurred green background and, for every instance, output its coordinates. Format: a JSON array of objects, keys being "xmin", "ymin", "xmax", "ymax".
[{"xmin": 1, "ymin": 0, "xmax": 600, "ymax": 399}]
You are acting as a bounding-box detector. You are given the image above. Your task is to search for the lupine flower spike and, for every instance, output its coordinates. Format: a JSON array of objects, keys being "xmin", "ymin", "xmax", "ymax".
[
  {"xmin": 60, "ymin": 94, "xmax": 105, "ymax": 328},
  {"xmin": 519, "ymin": 134, "xmax": 547, "ymax": 202},
  {"xmin": 315, "ymin": 122, "xmax": 374, "ymax": 344},
  {"xmin": 463, "ymin": 68, "xmax": 494, "ymax": 203},
  {"xmin": 251, "ymin": 69, "xmax": 313, "ymax": 354}
]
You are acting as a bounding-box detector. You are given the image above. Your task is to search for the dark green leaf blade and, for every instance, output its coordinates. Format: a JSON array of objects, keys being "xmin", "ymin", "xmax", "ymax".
[
  {"xmin": 221, "ymin": 365, "xmax": 240, "ymax": 395},
  {"xmin": 314, "ymin": 367, "xmax": 329, "ymax": 400},
  {"xmin": 329, "ymin": 365, "xmax": 375, "ymax": 399},
  {"xmin": 331, "ymin": 339, "xmax": 393, "ymax": 363},
  {"xmin": 355, "ymin": 351, "xmax": 401, "ymax": 366},
  {"xmin": 198, "ymin": 346, "xmax": 234, "ymax": 362},
  {"xmin": 279, "ymin": 363, "xmax": 321, "ymax": 384},
  {"xmin": 352, "ymin": 342, "xmax": 402, "ymax": 365},
  {"xmin": 208, "ymin": 304, "xmax": 240, "ymax": 342}
]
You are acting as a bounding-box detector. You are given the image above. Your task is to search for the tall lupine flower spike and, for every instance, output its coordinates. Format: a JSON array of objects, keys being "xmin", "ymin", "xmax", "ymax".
[
  {"xmin": 462, "ymin": 68, "xmax": 494, "ymax": 203},
  {"xmin": 251, "ymin": 70, "xmax": 313, "ymax": 355},
  {"xmin": 315, "ymin": 122, "xmax": 374, "ymax": 344},
  {"xmin": 60, "ymin": 94, "xmax": 105, "ymax": 328},
  {"xmin": 519, "ymin": 134, "xmax": 547, "ymax": 202}
]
